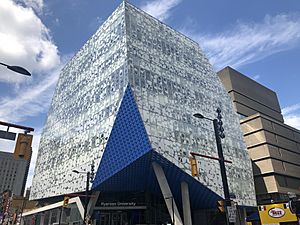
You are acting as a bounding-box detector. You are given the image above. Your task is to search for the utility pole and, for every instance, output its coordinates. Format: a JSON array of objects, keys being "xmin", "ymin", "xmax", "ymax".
[{"xmin": 213, "ymin": 118, "xmax": 233, "ymax": 225}]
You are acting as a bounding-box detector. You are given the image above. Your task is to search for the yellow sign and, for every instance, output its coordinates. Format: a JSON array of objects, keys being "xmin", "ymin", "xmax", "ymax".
[{"xmin": 258, "ymin": 203, "xmax": 297, "ymax": 225}]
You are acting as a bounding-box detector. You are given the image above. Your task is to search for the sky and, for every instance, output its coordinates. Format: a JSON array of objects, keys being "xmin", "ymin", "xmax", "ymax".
[{"xmin": 0, "ymin": 0, "xmax": 300, "ymax": 190}]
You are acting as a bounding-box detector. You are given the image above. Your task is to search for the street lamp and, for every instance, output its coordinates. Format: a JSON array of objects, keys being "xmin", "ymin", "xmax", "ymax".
[
  {"xmin": 0, "ymin": 62, "xmax": 31, "ymax": 76},
  {"xmin": 165, "ymin": 196, "xmax": 175, "ymax": 225},
  {"xmin": 72, "ymin": 161, "xmax": 95, "ymax": 224},
  {"xmin": 193, "ymin": 108, "xmax": 233, "ymax": 225}
]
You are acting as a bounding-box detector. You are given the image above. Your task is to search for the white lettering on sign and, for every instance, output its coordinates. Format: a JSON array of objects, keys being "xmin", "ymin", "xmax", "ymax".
[
  {"xmin": 268, "ymin": 207, "xmax": 285, "ymax": 218},
  {"xmin": 100, "ymin": 202, "xmax": 136, "ymax": 207}
]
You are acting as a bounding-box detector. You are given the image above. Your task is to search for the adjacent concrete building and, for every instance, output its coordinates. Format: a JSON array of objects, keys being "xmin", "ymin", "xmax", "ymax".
[
  {"xmin": 0, "ymin": 145, "xmax": 31, "ymax": 196},
  {"xmin": 0, "ymin": 131, "xmax": 32, "ymax": 196},
  {"xmin": 218, "ymin": 66, "xmax": 300, "ymax": 204}
]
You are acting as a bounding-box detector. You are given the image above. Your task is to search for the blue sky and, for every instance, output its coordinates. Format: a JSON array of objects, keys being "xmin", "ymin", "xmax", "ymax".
[{"xmin": 0, "ymin": 0, "xmax": 300, "ymax": 188}]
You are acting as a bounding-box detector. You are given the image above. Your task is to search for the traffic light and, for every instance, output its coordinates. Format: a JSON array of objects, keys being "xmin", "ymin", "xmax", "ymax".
[
  {"xmin": 189, "ymin": 157, "xmax": 198, "ymax": 177},
  {"xmin": 63, "ymin": 196, "xmax": 70, "ymax": 207},
  {"xmin": 14, "ymin": 133, "xmax": 33, "ymax": 160},
  {"xmin": 90, "ymin": 161, "xmax": 95, "ymax": 182},
  {"xmin": 217, "ymin": 200, "xmax": 225, "ymax": 213}
]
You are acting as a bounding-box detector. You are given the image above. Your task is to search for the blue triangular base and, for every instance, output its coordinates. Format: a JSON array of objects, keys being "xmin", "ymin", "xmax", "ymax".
[
  {"xmin": 92, "ymin": 85, "xmax": 152, "ymax": 189},
  {"xmin": 93, "ymin": 150, "xmax": 222, "ymax": 210}
]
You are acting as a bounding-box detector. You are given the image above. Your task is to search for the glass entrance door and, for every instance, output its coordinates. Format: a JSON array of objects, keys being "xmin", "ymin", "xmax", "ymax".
[
  {"xmin": 99, "ymin": 213, "xmax": 110, "ymax": 225},
  {"xmin": 99, "ymin": 212, "xmax": 127, "ymax": 225},
  {"xmin": 111, "ymin": 213, "xmax": 121, "ymax": 225}
]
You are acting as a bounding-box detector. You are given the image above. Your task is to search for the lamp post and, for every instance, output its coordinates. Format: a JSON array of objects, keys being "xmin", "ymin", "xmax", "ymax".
[
  {"xmin": 72, "ymin": 161, "xmax": 95, "ymax": 225},
  {"xmin": 0, "ymin": 62, "xmax": 31, "ymax": 76},
  {"xmin": 165, "ymin": 196, "xmax": 175, "ymax": 225},
  {"xmin": 193, "ymin": 108, "xmax": 234, "ymax": 225}
]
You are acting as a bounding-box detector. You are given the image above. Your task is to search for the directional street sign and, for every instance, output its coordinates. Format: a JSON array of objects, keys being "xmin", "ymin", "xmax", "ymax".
[
  {"xmin": 0, "ymin": 130, "xmax": 16, "ymax": 141},
  {"xmin": 227, "ymin": 205, "xmax": 237, "ymax": 223}
]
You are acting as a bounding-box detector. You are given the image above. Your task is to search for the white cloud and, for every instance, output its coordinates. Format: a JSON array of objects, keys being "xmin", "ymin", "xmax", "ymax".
[
  {"xmin": 0, "ymin": 64, "xmax": 62, "ymax": 122},
  {"xmin": 181, "ymin": 13, "xmax": 300, "ymax": 70},
  {"xmin": 17, "ymin": 0, "xmax": 44, "ymax": 14},
  {"xmin": 0, "ymin": 0, "xmax": 59, "ymax": 83},
  {"xmin": 282, "ymin": 103, "xmax": 300, "ymax": 130},
  {"xmin": 141, "ymin": 0, "xmax": 182, "ymax": 21},
  {"xmin": 284, "ymin": 115, "xmax": 300, "ymax": 130},
  {"xmin": 282, "ymin": 103, "xmax": 300, "ymax": 115},
  {"xmin": 0, "ymin": 0, "xmax": 63, "ymax": 189},
  {"xmin": 0, "ymin": 0, "xmax": 67, "ymax": 123}
]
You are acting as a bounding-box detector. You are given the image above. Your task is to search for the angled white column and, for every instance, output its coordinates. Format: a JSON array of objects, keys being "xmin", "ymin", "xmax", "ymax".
[
  {"xmin": 39, "ymin": 213, "xmax": 45, "ymax": 225},
  {"xmin": 56, "ymin": 208, "xmax": 62, "ymax": 223},
  {"xmin": 181, "ymin": 182, "xmax": 192, "ymax": 225},
  {"xmin": 152, "ymin": 162, "xmax": 183, "ymax": 225},
  {"xmin": 48, "ymin": 211, "xmax": 53, "ymax": 225},
  {"xmin": 87, "ymin": 191, "xmax": 101, "ymax": 217}
]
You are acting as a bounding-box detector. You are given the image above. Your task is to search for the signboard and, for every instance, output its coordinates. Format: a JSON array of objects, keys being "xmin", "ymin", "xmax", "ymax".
[
  {"xmin": 258, "ymin": 203, "xmax": 297, "ymax": 225},
  {"xmin": 268, "ymin": 207, "xmax": 285, "ymax": 218},
  {"xmin": 227, "ymin": 205, "xmax": 237, "ymax": 223},
  {"xmin": 100, "ymin": 202, "xmax": 137, "ymax": 207},
  {"xmin": 99, "ymin": 202, "xmax": 146, "ymax": 210},
  {"xmin": 0, "ymin": 130, "xmax": 16, "ymax": 140}
]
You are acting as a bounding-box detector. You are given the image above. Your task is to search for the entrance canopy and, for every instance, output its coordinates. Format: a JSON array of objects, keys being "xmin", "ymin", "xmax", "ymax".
[{"xmin": 92, "ymin": 150, "xmax": 222, "ymax": 210}]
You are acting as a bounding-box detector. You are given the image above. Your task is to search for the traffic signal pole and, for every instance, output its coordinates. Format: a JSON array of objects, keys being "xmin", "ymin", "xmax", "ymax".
[
  {"xmin": 213, "ymin": 119, "xmax": 233, "ymax": 225},
  {"xmin": 84, "ymin": 171, "xmax": 90, "ymax": 224},
  {"xmin": 72, "ymin": 161, "xmax": 94, "ymax": 225},
  {"xmin": 193, "ymin": 108, "xmax": 235, "ymax": 225}
]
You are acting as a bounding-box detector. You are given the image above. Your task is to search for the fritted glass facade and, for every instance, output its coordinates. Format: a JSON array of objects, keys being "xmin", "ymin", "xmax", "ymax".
[
  {"xmin": 31, "ymin": 2, "xmax": 256, "ymax": 206},
  {"xmin": 23, "ymin": 203, "xmax": 82, "ymax": 225},
  {"xmin": 31, "ymin": 4, "xmax": 128, "ymax": 198}
]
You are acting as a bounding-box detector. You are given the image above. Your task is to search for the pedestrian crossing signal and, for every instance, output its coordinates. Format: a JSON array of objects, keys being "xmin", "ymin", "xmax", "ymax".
[{"xmin": 63, "ymin": 196, "xmax": 70, "ymax": 207}]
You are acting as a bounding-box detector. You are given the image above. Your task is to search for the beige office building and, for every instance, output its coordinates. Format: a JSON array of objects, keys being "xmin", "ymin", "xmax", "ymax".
[
  {"xmin": 0, "ymin": 134, "xmax": 32, "ymax": 196},
  {"xmin": 218, "ymin": 66, "xmax": 300, "ymax": 204}
]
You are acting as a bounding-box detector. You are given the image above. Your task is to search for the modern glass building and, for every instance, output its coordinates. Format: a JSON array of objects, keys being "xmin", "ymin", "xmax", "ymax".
[{"xmin": 30, "ymin": 2, "xmax": 256, "ymax": 225}]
